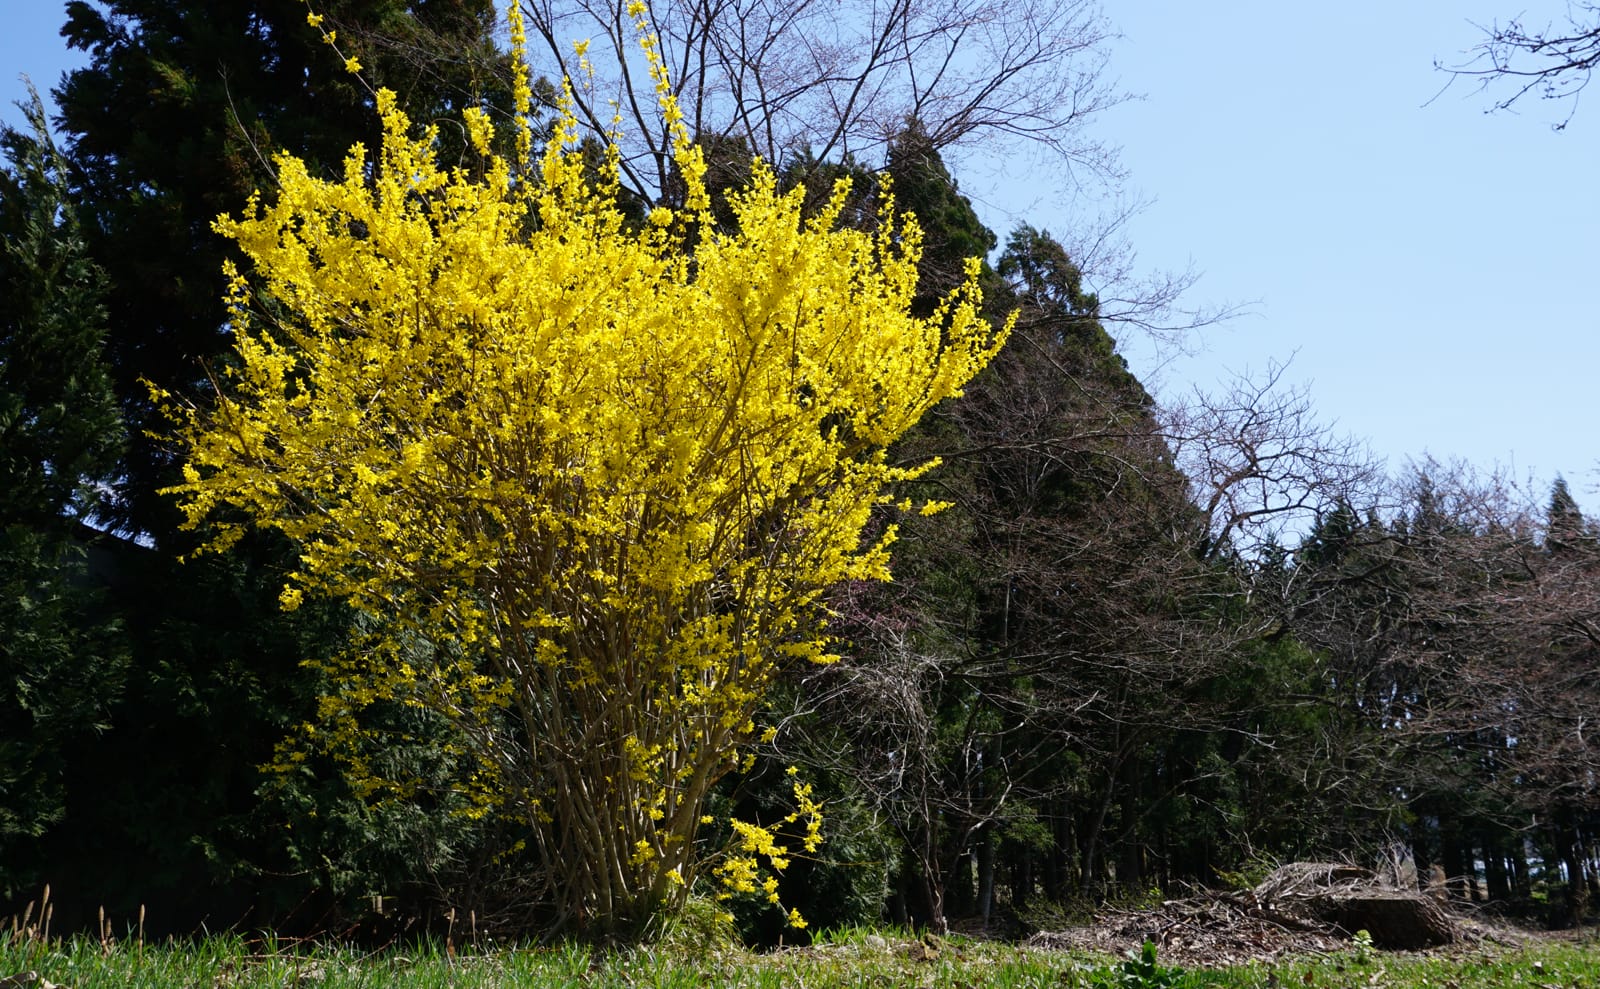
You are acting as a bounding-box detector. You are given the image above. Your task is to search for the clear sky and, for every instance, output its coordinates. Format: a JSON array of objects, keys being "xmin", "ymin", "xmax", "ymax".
[
  {"xmin": 5, "ymin": 1, "xmax": 1597, "ymax": 511},
  {"xmin": 970, "ymin": 3, "xmax": 1600, "ymax": 512},
  {"xmin": 2, "ymin": 2, "xmax": 89, "ymax": 128}
]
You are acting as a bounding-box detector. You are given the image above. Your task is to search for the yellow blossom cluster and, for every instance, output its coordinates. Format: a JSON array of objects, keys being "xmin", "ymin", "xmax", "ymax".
[
  {"xmin": 711, "ymin": 776, "xmax": 825, "ymax": 926},
  {"xmin": 301, "ymin": 3, "xmax": 357, "ymax": 73},
  {"xmin": 166, "ymin": 0, "xmax": 1006, "ymax": 933}
]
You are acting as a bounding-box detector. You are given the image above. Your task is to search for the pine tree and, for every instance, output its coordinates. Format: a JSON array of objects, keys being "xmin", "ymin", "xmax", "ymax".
[
  {"xmin": 0, "ymin": 81, "xmax": 127, "ymax": 899},
  {"xmin": 31, "ymin": 1, "xmax": 519, "ymax": 930},
  {"xmin": 58, "ymin": 0, "xmax": 515, "ymax": 536},
  {"xmin": 1545, "ymin": 476, "xmax": 1590, "ymax": 552},
  {"xmin": 1, "ymin": 81, "xmax": 121, "ymax": 529}
]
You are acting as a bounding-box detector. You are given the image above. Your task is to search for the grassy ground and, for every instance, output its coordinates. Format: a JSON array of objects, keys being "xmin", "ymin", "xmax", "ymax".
[{"xmin": 2, "ymin": 926, "xmax": 1596, "ymax": 988}]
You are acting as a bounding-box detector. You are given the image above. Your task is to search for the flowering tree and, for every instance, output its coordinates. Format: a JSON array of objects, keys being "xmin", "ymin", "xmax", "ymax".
[{"xmin": 164, "ymin": 2, "xmax": 1005, "ymax": 935}]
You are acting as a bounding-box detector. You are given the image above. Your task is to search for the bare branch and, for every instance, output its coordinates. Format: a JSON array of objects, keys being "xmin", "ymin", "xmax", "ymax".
[
  {"xmin": 1439, "ymin": 3, "xmax": 1600, "ymax": 128},
  {"xmin": 1162, "ymin": 359, "xmax": 1383, "ymax": 558},
  {"xmin": 519, "ymin": 0, "xmax": 1124, "ymax": 201}
]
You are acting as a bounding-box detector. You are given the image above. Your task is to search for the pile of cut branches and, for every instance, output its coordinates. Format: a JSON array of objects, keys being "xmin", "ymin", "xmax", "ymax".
[{"xmin": 1030, "ymin": 863, "xmax": 1461, "ymax": 967}]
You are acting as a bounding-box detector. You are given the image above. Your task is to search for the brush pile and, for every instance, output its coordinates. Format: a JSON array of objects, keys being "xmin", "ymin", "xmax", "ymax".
[{"xmin": 1029, "ymin": 862, "xmax": 1460, "ymax": 967}]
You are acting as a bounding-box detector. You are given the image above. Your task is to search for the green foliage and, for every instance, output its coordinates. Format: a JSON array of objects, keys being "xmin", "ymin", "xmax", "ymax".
[
  {"xmin": 998, "ymin": 224, "xmax": 1100, "ymax": 318},
  {"xmin": 46, "ymin": 537, "xmax": 544, "ymax": 934},
  {"xmin": 0, "ymin": 80, "xmax": 122, "ymax": 528},
  {"xmin": 0, "ymin": 80, "xmax": 128, "ymax": 901},
  {"xmin": 648, "ymin": 896, "xmax": 741, "ymax": 953},
  {"xmin": 0, "ymin": 527, "xmax": 128, "ymax": 899},
  {"xmin": 1349, "ymin": 928, "xmax": 1375, "ymax": 964},
  {"xmin": 1093, "ymin": 942, "xmax": 1185, "ymax": 989},
  {"xmin": 713, "ymin": 758, "xmax": 896, "ymax": 941},
  {"xmin": 1213, "ymin": 853, "xmax": 1280, "ymax": 893},
  {"xmin": 884, "ymin": 122, "xmax": 999, "ymax": 312},
  {"xmin": 26, "ymin": 533, "xmax": 343, "ymax": 924},
  {"xmin": 806, "ymin": 159, "xmax": 1239, "ymax": 926}
]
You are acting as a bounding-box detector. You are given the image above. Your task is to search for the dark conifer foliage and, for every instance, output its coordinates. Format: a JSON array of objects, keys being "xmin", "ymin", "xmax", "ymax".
[
  {"xmin": 57, "ymin": 0, "xmax": 514, "ymax": 536},
  {"xmin": 784, "ymin": 142, "xmax": 1281, "ymax": 931},
  {"xmin": 0, "ymin": 82, "xmax": 127, "ymax": 901},
  {"xmin": 1, "ymin": 82, "xmax": 121, "ymax": 531},
  {"xmin": 883, "ymin": 122, "xmax": 997, "ymax": 315},
  {"xmin": 8, "ymin": 0, "xmax": 520, "ymax": 933}
]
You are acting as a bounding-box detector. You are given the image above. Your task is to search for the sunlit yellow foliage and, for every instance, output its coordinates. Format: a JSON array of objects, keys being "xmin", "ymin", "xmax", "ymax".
[{"xmin": 166, "ymin": 0, "xmax": 1005, "ymax": 935}]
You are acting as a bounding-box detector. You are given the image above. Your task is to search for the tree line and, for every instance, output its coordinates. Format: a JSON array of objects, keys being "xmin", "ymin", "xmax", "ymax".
[{"xmin": 2, "ymin": 0, "xmax": 1595, "ymax": 940}]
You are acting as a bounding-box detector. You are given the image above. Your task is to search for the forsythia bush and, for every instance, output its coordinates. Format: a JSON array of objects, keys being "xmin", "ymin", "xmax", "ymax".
[{"xmin": 165, "ymin": 0, "xmax": 1006, "ymax": 935}]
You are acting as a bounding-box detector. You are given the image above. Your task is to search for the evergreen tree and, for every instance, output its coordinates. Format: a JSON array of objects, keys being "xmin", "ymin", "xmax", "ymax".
[
  {"xmin": 25, "ymin": 1, "xmax": 519, "ymax": 931},
  {"xmin": 883, "ymin": 122, "xmax": 998, "ymax": 314},
  {"xmin": 792, "ymin": 142, "xmax": 1255, "ymax": 926},
  {"xmin": 1, "ymin": 81, "xmax": 121, "ymax": 530},
  {"xmin": 58, "ymin": 0, "xmax": 514, "ymax": 535},
  {"xmin": 0, "ymin": 82, "xmax": 127, "ymax": 900},
  {"xmin": 1545, "ymin": 475, "xmax": 1591, "ymax": 551}
]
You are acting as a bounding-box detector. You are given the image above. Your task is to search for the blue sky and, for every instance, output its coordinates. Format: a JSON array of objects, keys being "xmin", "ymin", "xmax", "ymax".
[
  {"xmin": 972, "ymin": 3, "xmax": 1600, "ymax": 511},
  {"xmin": 6, "ymin": 1, "xmax": 1597, "ymax": 511}
]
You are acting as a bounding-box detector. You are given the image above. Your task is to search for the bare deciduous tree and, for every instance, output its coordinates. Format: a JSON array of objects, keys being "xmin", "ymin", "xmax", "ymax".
[
  {"xmin": 1389, "ymin": 463, "xmax": 1600, "ymax": 814},
  {"xmin": 1309, "ymin": 461, "xmax": 1600, "ymax": 918},
  {"xmin": 519, "ymin": 0, "xmax": 1123, "ymax": 200},
  {"xmin": 1162, "ymin": 361, "xmax": 1382, "ymax": 560}
]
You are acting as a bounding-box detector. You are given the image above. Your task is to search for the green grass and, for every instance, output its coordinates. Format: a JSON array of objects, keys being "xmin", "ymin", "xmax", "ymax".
[{"xmin": 2, "ymin": 927, "xmax": 1596, "ymax": 988}]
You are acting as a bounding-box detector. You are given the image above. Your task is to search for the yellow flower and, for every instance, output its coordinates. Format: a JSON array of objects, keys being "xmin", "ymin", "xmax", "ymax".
[
  {"xmin": 179, "ymin": 0, "xmax": 1006, "ymax": 932},
  {"xmin": 306, "ymin": 11, "xmax": 323, "ymax": 27}
]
